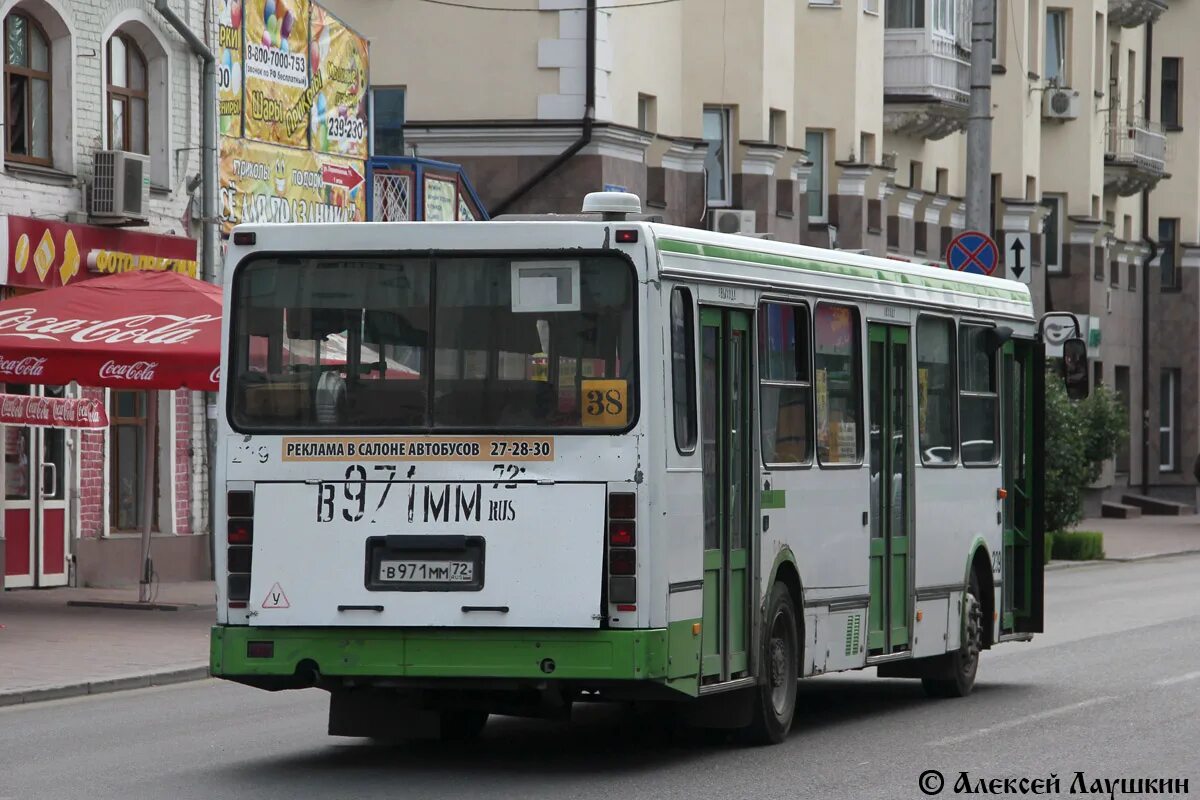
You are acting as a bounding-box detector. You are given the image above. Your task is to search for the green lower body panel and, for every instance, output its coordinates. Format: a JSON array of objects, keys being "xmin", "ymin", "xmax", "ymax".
[{"xmin": 212, "ymin": 625, "xmax": 696, "ymax": 691}]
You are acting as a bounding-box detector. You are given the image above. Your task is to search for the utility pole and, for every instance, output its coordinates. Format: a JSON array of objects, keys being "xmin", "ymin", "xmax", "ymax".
[{"xmin": 965, "ymin": 0, "xmax": 996, "ymax": 232}]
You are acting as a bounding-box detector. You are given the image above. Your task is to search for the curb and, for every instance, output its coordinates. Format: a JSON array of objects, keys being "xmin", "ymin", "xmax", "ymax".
[
  {"xmin": 0, "ymin": 665, "xmax": 210, "ymax": 708},
  {"xmin": 1046, "ymin": 548, "xmax": 1200, "ymax": 570}
]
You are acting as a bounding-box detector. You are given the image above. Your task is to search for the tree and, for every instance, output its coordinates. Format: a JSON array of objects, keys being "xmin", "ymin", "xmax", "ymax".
[{"xmin": 1044, "ymin": 376, "xmax": 1126, "ymax": 532}]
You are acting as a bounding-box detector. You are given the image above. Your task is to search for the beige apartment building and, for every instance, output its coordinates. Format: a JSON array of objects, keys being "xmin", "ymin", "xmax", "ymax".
[{"xmin": 327, "ymin": 0, "xmax": 1196, "ymax": 508}]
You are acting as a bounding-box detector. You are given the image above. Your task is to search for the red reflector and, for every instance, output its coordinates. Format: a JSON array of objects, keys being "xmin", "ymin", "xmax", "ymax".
[
  {"xmin": 608, "ymin": 492, "xmax": 635, "ymax": 520},
  {"xmin": 609, "ymin": 520, "xmax": 635, "ymax": 547},
  {"xmin": 229, "ymin": 601, "xmax": 248, "ymax": 609},
  {"xmin": 615, "ymin": 229, "xmax": 639, "ymax": 243},
  {"xmin": 232, "ymin": 231, "xmax": 256, "ymax": 245},
  {"xmin": 228, "ymin": 519, "xmax": 253, "ymax": 544},
  {"xmin": 616, "ymin": 604, "xmax": 636, "ymax": 612},
  {"xmin": 247, "ymin": 641, "xmax": 274, "ymax": 659},
  {"xmin": 609, "ymin": 548, "xmax": 635, "ymax": 575}
]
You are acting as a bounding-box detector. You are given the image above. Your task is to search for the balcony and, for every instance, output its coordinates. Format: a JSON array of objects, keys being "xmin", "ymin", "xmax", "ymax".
[
  {"xmin": 1108, "ymin": 0, "xmax": 1167, "ymax": 28},
  {"xmin": 884, "ymin": 29, "xmax": 971, "ymax": 140},
  {"xmin": 1104, "ymin": 119, "xmax": 1168, "ymax": 196}
]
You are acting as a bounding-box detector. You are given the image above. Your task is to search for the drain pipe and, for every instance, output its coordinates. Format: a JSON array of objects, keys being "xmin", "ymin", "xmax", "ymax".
[
  {"xmin": 1140, "ymin": 19, "xmax": 1156, "ymax": 496},
  {"xmin": 155, "ymin": 0, "xmax": 219, "ymax": 567},
  {"xmin": 491, "ymin": 0, "xmax": 596, "ymax": 215}
]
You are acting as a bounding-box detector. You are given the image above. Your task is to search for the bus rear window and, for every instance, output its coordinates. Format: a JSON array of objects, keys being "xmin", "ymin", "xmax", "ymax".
[{"xmin": 229, "ymin": 254, "xmax": 637, "ymax": 432}]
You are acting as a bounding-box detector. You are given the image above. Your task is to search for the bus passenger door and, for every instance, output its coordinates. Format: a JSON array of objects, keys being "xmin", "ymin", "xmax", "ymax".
[
  {"xmin": 700, "ymin": 308, "xmax": 753, "ymax": 683},
  {"xmin": 867, "ymin": 324, "xmax": 911, "ymax": 654},
  {"xmin": 1002, "ymin": 338, "xmax": 1044, "ymax": 633}
]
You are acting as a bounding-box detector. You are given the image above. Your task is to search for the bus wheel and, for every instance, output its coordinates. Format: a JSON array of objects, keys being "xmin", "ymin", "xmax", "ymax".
[
  {"xmin": 922, "ymin": 574, "xmax": 983, "ymax": 699},
  {"xmin": 744, "ymin": 582, "xmax": 800, "ymax": 745},
  {"xmin": 439, "ymin": 709, "xmax": 489, "ymax": 742}
]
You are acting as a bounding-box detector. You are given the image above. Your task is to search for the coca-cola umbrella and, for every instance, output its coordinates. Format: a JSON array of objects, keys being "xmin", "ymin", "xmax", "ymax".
[{"xmin": 0, "ymin": 270, "xmax": 221, "ymax": 601}]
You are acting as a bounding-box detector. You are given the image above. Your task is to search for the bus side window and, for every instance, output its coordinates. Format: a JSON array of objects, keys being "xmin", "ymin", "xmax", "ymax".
[
  {"xmin": 758, "ymin": 301, "xmax": 813, "ymax": 466},
  {"xmin": 814, "ymin": 303, "xmax": 863, "ymax": 466},
  {"xmin": 670, "ymin": 287, "xmax": 697, "ymax": 453},
  {"xmin": 959, "ymin": 324, "xmax": 1000, "ymax": 465},
  {"xmin": 916, "ymin": 315, "xmax": 959, "ymax": 466}
]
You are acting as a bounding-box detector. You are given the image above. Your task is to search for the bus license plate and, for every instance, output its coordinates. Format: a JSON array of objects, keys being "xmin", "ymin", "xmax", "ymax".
[{"xmin": 378, "ymin": 559, "xmax": 475, "ymax": 584}]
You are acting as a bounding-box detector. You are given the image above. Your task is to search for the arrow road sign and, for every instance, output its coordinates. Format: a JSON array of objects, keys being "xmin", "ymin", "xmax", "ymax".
[
  {"xmin": 946, "ymin": 230, "xmax": 1000, "ymax": 276},
  {"xmin": 1005, "ymin": 232, "xmax": 1032, "ymax": 284}
]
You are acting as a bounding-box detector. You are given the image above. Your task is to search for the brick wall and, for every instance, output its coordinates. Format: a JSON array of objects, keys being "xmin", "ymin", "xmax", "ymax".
[
  {"xmin": 174, "ymin": 389, "xmax": 191, "ymax": 534},
  {"xmin": 78, "ymin": 387, "xmax": 106, "ymax": 539}
]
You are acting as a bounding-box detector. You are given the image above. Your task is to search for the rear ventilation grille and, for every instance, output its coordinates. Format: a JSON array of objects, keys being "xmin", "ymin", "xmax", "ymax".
[{"xmin": 844, "ymin": 614, "xmax": 862, "ymax": 656}]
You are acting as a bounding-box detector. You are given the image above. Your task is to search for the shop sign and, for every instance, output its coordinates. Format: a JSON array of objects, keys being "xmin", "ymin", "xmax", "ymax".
[
  {"xmin": 0, "ymin": 393, "xmax": 108, "ymax": 429},
  {"xmin": 1, "ymin": 216, "xmax": 199, "ymax": 290},
  {"xmin": 309, "ymin": 4, "xmax": 368, "ymax": 159}
]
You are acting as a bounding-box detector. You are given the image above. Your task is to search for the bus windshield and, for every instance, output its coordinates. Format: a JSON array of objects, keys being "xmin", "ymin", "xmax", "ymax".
[{"xmin": 228, "ymin": 254, "xmax": 637, "ymax": 432}]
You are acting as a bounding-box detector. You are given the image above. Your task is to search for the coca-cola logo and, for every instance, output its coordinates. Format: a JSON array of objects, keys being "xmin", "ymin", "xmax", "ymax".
[
  {"xmin": 209, "ymin": 366, "xmax": 221, "ymax": 385},
  {"xmin": 98, "ymin": 360, "xmax": 158, "ymax": 382},
  {"xmin": 0, "ymin": 355, "xmax": 47, "ymax": 376},
  {"xmin": 0, "ymin": 308, "xmax": 219, "ymax": 345}
]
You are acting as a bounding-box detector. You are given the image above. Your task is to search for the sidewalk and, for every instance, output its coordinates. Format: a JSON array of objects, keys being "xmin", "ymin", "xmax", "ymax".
[
  {"xmin": 1073, "ymin": 514, "xmax": 1200, "ymax": 561},
  {"xmin": 0, "ymin": 581, "xmax": 214, "ymax": 706}
]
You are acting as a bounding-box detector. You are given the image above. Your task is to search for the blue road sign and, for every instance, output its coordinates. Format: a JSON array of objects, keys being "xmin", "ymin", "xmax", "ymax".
[{"xmin": 946, "ymin": 230, "xmax": 1000, "ymax": 276}]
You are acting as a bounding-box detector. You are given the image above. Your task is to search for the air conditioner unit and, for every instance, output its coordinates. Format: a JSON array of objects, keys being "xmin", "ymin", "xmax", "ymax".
[
  {"xmin": 710, "ymin": 208, "xmax": 757, "ymax": 235},
  {"xmin": 91, "ymin": 150, "xmax": 150, "ymax": 222},
  {"xmin": 1042, "ymin": 87, "xmax": 1080, "ymax": 120}
]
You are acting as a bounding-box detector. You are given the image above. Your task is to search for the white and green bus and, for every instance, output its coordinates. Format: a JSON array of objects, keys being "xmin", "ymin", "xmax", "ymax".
[{"xmin": 210, "ymin": 192, "xmax": 1087, "ymax": 744}]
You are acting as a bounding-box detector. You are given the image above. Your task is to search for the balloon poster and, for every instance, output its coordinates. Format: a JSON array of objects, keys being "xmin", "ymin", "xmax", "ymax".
[
  {"xmin": 309, "ymin": 5, "xmax": 368, "ymax": 159},
  {"xmin": 217, "ymin": 0, "xmax": 243, "ymax": 138},
  {"xmin": 243, "ymin": 0, "xmax": 311, "ymax": 147}
]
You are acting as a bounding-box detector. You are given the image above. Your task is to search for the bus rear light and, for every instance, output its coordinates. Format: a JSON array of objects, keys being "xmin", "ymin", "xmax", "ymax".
[
  {"xmin": 227, "ymin": 490, "xmax": 254, "ymax": 518},
  {"xmin": 609, "ymin": 576, "xmax": 636, "ymax": 604},
  {"xmin": 247, "ymin": 641, "xmax": 274, "ymax": 659},
  {"xmin": 616, "ymin": 604, "xmax": 636, "ymax": 612},
  {"xmin": 227, "ymin": 545, "xmax": 253, "ymax": 573},
  {"xmin": 228, "ymin": 518, "xmax": 253, "ymax": 544},
  {"xmin": 228, "ymin": 573, "xmax": 251, "ymax": 603},
  {"xmin": 229, "ymin": 601, "xmax": 247, "ymax": 609},
  {"xmin": 609, "ymin": 548, "xmax": 636, "ymax": 575},
  {"xmin": 608, "ymin": 492, "xmax": 636, "ymax": 520},
  {"xmin": 609, "ymin": 521, "xmax": 635, "ymax": 547}
]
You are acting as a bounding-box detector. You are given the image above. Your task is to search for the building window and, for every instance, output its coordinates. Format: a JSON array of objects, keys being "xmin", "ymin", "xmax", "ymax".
[
  {"xmin": 806, "ymin": 129, "xmax": 828, "ymax": 222},
  {"xmin": 1045, "ymin": 10, "xmax": 1068, "ymax": 86},
  {"xmin": 371, "ymin": 86, "xmax": 405, "ymax": 156},
  {"xmin": 1159, "ymin": 217, "xmax": 1179, "ymax": 290},
  {"xmin": 107, "ymin": 34, "xmax": 148, "ymax": 155},
  {"xmin": 814, "ymin": 304, "xmax": 862, "ymax": 466},
  {"xmin": 760, "ymin": 302, "xmax": 813, "ymax": 466},
  {"xmin": 932, "ymin": 0, "xmax": 956, "ymax": 36},
  {"xmin": 1159, "ymin": 369, "xmax": 1178, "ymax": 472},
  {"xmin": 3, "ymin": 12, "xmax": 51, "ymax": 165},
  {"xmin": 1114, "ymin": 366, "xmax": 1130, "ymax": 474},
  {"xmin": 864, "ymin": 0, "xmax": 879, "ymax": 14},
  {"xmin": 670, "ymin": 287, "xmax": 696, "ymax": 453},
  {"xmin": 638, "ymin": 93, "xmax": 657, "ymax": 133},
  {"xmin": 885, "ymin": 0, "xmax": 923, "ymax": 27},
  {"xmin": 917, "ymin": 316, "xmax": 958, "ymax": 465},
  {"xmin": 768, "ymin": 108, "xmax": 786, "ymax": 146},
  {"xmin": 959, "ymin": 325, "xmax": 999, "ymax": 464},
  {"xmin": 109, "ymin": 391, "xmax": 159, "ymax": 532},
  {"xmin": 702, "ymin": 107, "xmax": 732, "ymax": 207},
  {"xmin": 1162, "ymin": 57, "xmax": 1182, "ymax": 130}
]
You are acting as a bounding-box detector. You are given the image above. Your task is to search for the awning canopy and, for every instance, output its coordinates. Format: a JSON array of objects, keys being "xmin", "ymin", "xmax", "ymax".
[{"xmin": 0, "ymin": 270, "xmax": 221, "ymax": 391}]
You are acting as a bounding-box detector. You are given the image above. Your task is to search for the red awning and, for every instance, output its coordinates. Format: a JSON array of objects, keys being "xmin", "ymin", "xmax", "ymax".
[{"xmin": 0, "ymin": 270, "xmax": 221, "ymax": 391}]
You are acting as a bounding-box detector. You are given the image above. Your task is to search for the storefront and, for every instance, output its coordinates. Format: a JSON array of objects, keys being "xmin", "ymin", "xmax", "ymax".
[{"xmin": 0, "ymin": 215, "xmax": 203, "ymax": 589}]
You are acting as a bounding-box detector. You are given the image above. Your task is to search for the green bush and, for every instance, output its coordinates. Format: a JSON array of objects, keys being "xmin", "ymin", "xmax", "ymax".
[
  {"xmin": 1044, "ymin": 377, "xmax": 1127, "ymax": 532},
  {"xmin": 1044, "ymin": 532, "xmax": 1055, "ymax": 563},
  {"xmin": 1050, "ymin": 530, "xmax": 1105, "ymax": 561}
]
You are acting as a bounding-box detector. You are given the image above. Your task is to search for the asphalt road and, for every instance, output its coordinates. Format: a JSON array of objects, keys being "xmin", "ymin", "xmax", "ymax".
[{"xmin": 3, "ymin": 555, "xmax": 1198, "ymax": 800}]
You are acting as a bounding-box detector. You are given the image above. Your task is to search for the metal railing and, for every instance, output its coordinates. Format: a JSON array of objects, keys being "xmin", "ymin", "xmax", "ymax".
[{"xmin": 1105, "ymin": 118, "xmax": 1168, "ymax": 173}]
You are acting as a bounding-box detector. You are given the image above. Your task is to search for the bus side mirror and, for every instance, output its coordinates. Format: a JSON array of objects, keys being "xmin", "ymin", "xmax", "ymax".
[{"xmin": 1062, "ymin": 338, "xmax": 1089, "ymax": 400}]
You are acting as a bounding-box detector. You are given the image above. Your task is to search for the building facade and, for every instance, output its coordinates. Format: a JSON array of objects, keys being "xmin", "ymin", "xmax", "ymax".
[
  {"xmin": 325, "ymin": 0, "xmax": 1197, "ymax": 511},
  {"xmin": 0, "ymin": 0, "xmax": 211, "ymax": 589}
]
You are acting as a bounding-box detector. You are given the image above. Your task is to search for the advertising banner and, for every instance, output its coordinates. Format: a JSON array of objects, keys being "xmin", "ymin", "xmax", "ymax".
[
  {"xmin": 219, "ymin": 137, "xmax": 366, "ymax": 233},
  {"xmin": 0, "ymin": 393, "xmax": 108, "ymax": 429},
  {"xmin": 244, "ymin": 0, "xmax": 311, "ymax": 147},
  {"xmin": 1, "ymin": 216, "xmax": 199, "ymax": 289},
  {"xmin": 310, "ymin": 5, "xmax": 368, "ymax": 159},
  {"xmin": 217, "ymin": 0, "xmax": 244, "ymax": 138}
]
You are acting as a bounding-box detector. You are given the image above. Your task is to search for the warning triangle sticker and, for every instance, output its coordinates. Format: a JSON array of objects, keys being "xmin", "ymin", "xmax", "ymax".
[{"xmin": 262, "ymin": 582, "xmax": 290, "ymax": 609}]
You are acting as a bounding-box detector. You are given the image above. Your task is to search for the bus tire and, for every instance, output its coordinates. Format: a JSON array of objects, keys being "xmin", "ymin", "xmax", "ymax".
[
  {"xmin": 922, "ymin": 573, "xmax": 983, "ymax": 699},
  {"xmin": 743, "ymin": 582, "xmax": 800, "ymax": 745},
  {"xmin": 439, "ymin": 709, "xmax": 489, "ymax": 742}
]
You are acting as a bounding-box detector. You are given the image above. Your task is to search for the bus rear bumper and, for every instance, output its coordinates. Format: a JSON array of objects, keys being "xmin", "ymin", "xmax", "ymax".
[{"xmin": 211, "ymin": 625, "xmax": 675, "ymax": 686}]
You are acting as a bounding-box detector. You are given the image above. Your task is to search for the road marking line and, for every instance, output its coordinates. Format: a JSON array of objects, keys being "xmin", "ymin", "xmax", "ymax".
[
  {"xmin": 1155, "ymin": 670, "xmax": 1200, "ymax": 687},
  {"xmin": 927, "ymin": 696, "xmax": 1116, "ymax": 747}
]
